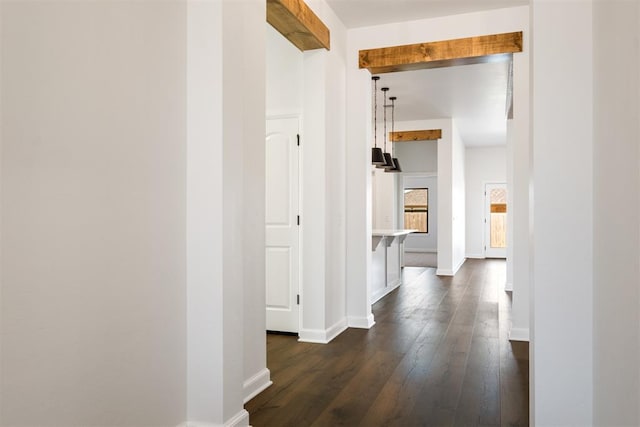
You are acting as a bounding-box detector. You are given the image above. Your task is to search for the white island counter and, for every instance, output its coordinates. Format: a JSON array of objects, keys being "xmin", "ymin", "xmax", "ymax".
[{"xmin": 371, "ymin": 229, "xmax": 416, "ymax": 303}]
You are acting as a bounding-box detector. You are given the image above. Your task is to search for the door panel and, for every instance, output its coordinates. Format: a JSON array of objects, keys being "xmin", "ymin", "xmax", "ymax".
[{"xmin": 265, "ymin": 117, "xmax": 299, "ymax": 333}]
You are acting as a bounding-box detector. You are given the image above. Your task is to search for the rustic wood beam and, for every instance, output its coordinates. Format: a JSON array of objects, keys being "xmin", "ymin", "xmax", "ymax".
[
  {"xmin": 359, "ymin": 32, "xmax": 522, "ymax": 74},
  {"xmin": 391, "ymin": 129, "xmax": 442, "ymax": 142},
  {"xmin": 267, "ymin": 0, "xmax": 330, "ymax": 51}
]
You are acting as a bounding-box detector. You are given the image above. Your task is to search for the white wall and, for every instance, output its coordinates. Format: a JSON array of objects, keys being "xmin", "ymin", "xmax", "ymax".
[
  {"xmin": 509, "ymin": 19, "xmax": 531, "ymax": 343},
  {"xmin": 266, "ymin": 25, "xmax": 303, "ymax": 116},
  {"xmin": 451, "ymin": 122, "xmax": 466, "ymax": 273},
  {"xmin": 372, "ymin": 167, "xmax": 396, "ymax": 229},
  {"xmin": 465, "ymin": 146, "xmax": 507, "ymax": 258},
  {"xmin": 395, "ymin": 141, "xmax": 438, "ymax": 173},
  {"xmin": 1, "ymin": 1, "xmax": 267, "ymax": 425},
  {"xmin": 592, "ymin": 0, "xmax": 640, "ymax": 424},
  {"xmin": 345, "ymin": 6, "xmax": 530, "ymax": 324},
  {"xmin": 1, "ymin": 2, "xmax": 187, "ymax": 425},
  {"xmin": 531, "ymin": 1, "xmax": 593, "ymax": 424},
  {"xmin": 298, "ymin": 0, "xmax": 348, "ymax": 343}
]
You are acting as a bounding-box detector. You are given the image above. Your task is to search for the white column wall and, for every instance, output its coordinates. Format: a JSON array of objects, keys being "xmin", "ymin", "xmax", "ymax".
[
  {"xmin": 299, "ymin": 0, "xmax": 348, "ymax": 343},
  {"xmin": 593, "ymin": 1, "xmax": 640, "ymax": 424},
  {"xmin": 451, "ymin": 122, "xmax": 466, "ymax": 274},
  {"xmin": 300, "ymin": 49, "xmax": 328, "ymax": 340},
  {"xmin": 346, "ymin": 6, "xmax": 530, "ymax": 326},
  {"xmin": 1, "ymin": 2, "xmax": 188, "ymax": 425},
  {"xmin": 238, "ymin": 0, "xmax": 269, "ymax": 411},
  {"xmin": 505, "ymin": 120, "xmax": 514, "ymax": 291},
  {"xmin": 436, "ymin": 121, "xmax": 454, "ymax": 275},
  {"xmin": 531, "ymin": 1, "xmax": 594, "ymax": 424},
  {"xmin": 187, "ymin": 0, "xmax": 265, "ymax": 425},
  {"xmin": 510, "ymin": 26, "xmax": 531, "ymax": 342}
]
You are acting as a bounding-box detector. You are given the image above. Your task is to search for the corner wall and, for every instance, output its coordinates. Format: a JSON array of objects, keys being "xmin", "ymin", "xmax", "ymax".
[
  {"xmin": 593, "ymin": 0, "xmax": 640, "ymax": 424},
  {"xmin": 1, "ymin": 2, "xmax": 187, "ymax": 424},
  {"xmin": 531, "ymin": 0, "xmax": 593, "ymax": 423}
]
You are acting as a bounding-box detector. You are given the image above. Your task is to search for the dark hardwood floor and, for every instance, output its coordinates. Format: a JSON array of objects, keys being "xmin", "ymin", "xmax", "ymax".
[{"xmin": 246, "ymin": 259, "xmax": 529, "ymax": 426}]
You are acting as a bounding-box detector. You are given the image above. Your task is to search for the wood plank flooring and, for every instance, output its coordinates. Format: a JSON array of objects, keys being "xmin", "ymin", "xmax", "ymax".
[{"xmin": 246, "ymin": 259, "xmax": 529, "ymax": 426}]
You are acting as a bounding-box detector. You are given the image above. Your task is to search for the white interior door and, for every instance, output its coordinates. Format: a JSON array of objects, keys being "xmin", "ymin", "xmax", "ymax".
[
  {"xmin": 265, "ymin": 117, "xmax": 300, "ymax": 333},
  {"xmin": 485, "ymin": 183, "xmax": 507, "ymax": 258}
]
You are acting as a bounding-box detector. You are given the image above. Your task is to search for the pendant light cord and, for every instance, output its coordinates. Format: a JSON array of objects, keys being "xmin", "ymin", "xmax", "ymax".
[
  {"xmin": 373, "ymin": 77, "xmax": 378, "ymax": 148},
  {"xmin": 382, "ymin": 87, "xmax": 388, "ymax": 152},
  {"xmin": 390, "ymin": 96, "xmax": 396, "ymax": 154}
]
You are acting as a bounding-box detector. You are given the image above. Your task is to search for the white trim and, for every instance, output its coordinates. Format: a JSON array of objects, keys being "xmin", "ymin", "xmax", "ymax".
[
  {"xmin": 347, "ymin": 314, "xmax": 375, "ymax": 329},
  {"xmin": 436, "ymin": 257, "xmax": 466, "ymax": 276},
  {"xmin": 177, "ymin": 410, "xmax": 249, "ymax": 427},
  {"xmin": 509, "ymin": 327, "xmax": 530, "ymax": 342},
  {"xmin": 243, "ymin": 368, "xmax": 272, "ymax": 403},
  {"xmin": 453, "ymin": 257, "xmax": 466, "ymax": 274},
  {"xmin": 326, "ymin": 318, "xmax": 348, "ymax": 342},
  {"xmin": 225, "ymin": 410, "xmax": 250, "ymax": 427},
  {"xmin": 404, "ymin": 248, "xmax": 437, "ymax": 253},
  {"xmin": 505, "ymin": 282, "xmax": 513, "ymax": 291},
  {"xmin": 465, "ymin": 253, "xmax": 485, "ymax": 259},
  {"xmin": 298, "ymin": 318, "xmax": 348, "ymax": 344},
  {"xmin": 371, "ymin": 278, "xmax": 401, "ymax": 303},
  {"xmin": 177, "ymin": 423, "xmax": 218, "ymax": 427}
]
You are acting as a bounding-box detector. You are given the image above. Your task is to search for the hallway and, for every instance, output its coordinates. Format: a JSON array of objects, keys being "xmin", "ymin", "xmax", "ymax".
[{"xmin": 247, "ymin": 259, "xmax": 529, "ymax": 426}]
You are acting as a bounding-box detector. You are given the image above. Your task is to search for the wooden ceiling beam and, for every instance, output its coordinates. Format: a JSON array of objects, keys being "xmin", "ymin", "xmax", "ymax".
[
  {"xmin": 267, "ymin": 0, "xmax": 330, "ymax": 51},
  {"xmin": 359, "ymin": 32, "xmax": 523, "ymax": 74},
  {"xmin": 391, "ymin": 129, "xmax": 442, "ymax": 142}
]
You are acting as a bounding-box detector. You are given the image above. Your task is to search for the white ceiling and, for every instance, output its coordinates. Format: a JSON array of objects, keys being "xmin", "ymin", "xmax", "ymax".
[
  {"xmin": 377, "ymin": 59, "xmax": 511, "ymax": 147},
  {"xmin": 325, "ymin": 0, "xmax": 526, "ymax": 147},
  {"xmin": 325, "ymin": 0, "xmax": 528, "ymax": 29}
]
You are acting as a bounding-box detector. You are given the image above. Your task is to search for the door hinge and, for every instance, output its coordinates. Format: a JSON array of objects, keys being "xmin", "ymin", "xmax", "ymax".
[
  {"xmin": 297, "ymin": 134, "xmax": 300, "ymax": 146},
  {"xmin": 296, "ymin": 294, "xmax": 300, "ymax": 305},
  {"xmin": 297, "ymin": 215, "xmax": 300, "ymax": 226}
]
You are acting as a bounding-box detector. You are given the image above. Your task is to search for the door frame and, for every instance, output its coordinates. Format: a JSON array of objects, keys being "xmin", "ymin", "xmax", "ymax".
[{"xmin": 484, "ymin": 182, "xmax": 507, "ymax": 258}]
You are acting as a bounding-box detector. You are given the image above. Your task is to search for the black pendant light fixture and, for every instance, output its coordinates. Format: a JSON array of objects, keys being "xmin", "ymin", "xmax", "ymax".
[
  {"xmin": 379, "ymin": 87, "xmax": 394, "ymax": 169},
  {"xmin": 386, "ymin": 96, "xmax": 402, "ymax": 173},
  {"xmin": 371, "ymin": 76, "xmax": 385, "ymax": 165}
]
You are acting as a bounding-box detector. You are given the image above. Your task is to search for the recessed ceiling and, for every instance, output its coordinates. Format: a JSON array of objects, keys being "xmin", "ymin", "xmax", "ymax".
[
  {"xmin": 326, "ymin": 0, "xmax": 528, "ymax": 29},
  {"xmin": 376, "ymin": 59, "xmax": 511, "ymax": 147}
]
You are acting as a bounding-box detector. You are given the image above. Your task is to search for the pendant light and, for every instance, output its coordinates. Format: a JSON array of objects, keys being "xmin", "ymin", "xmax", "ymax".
[
  {"xmin": 371, "ymin": 76, "xmax": 385, "ymax": 165},
  {"xmin": 379, "ymin": 87, "xmax": 394, "ymax": 169},
  {"xmin": 386, "ymin": 96, "xmax": 402, "ymax": 173}
]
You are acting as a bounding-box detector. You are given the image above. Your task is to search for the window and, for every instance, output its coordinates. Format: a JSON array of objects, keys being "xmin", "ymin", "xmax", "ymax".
[{"xmin": 404, "ymin": 188, "xmax": 428, "ymax": 233}]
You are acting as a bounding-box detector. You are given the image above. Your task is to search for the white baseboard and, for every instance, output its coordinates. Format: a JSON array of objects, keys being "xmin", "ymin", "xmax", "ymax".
[
  {"xmin": 509, "ymin": 327, "xmax": 530, "ymax": 342},
  {"xmin": 326, "ymin": 318, "xmax": 348, "ymax": 342},
  {"xmin": 243, "ymin": 368, "xmax": 272, "ymax": 403},
  {"xmin": 298, "ymin": 318, "xmax": 348, "ymax": 344},
  {"xmin": 226, "ymin": 410, "xmax": 249, "ymax": 427},
  {"xmin": 177, "ymin": 409, "xmax": 249, "ymax": 427},
  {"xmin": 453, "ymin": 257, "xmax": 466, "ymax": 274},
  {"xmin": 505, "ymin": 282, "xmax": 513, "ymax": 291},
  {"xmin": 404, "ymin": 248, "xmax": 437, "ymax": 253},
  {"xmin": 371, "ymin": 278, "xmax": 401, "ymax": 304},
  {"xmin": 436, "ymin": 268, "xmax": 454, "ymax": 276},
  {"xmin": 347, "ymin": 313, "xmax": 375, "ymax": 329},
  {"xmin": 465, "ymin": 253, "xmax": 485, "ymax": 259},
  {"xmin": 436, "ymin": 258, "xmax": 466, "ymax": 276}
]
